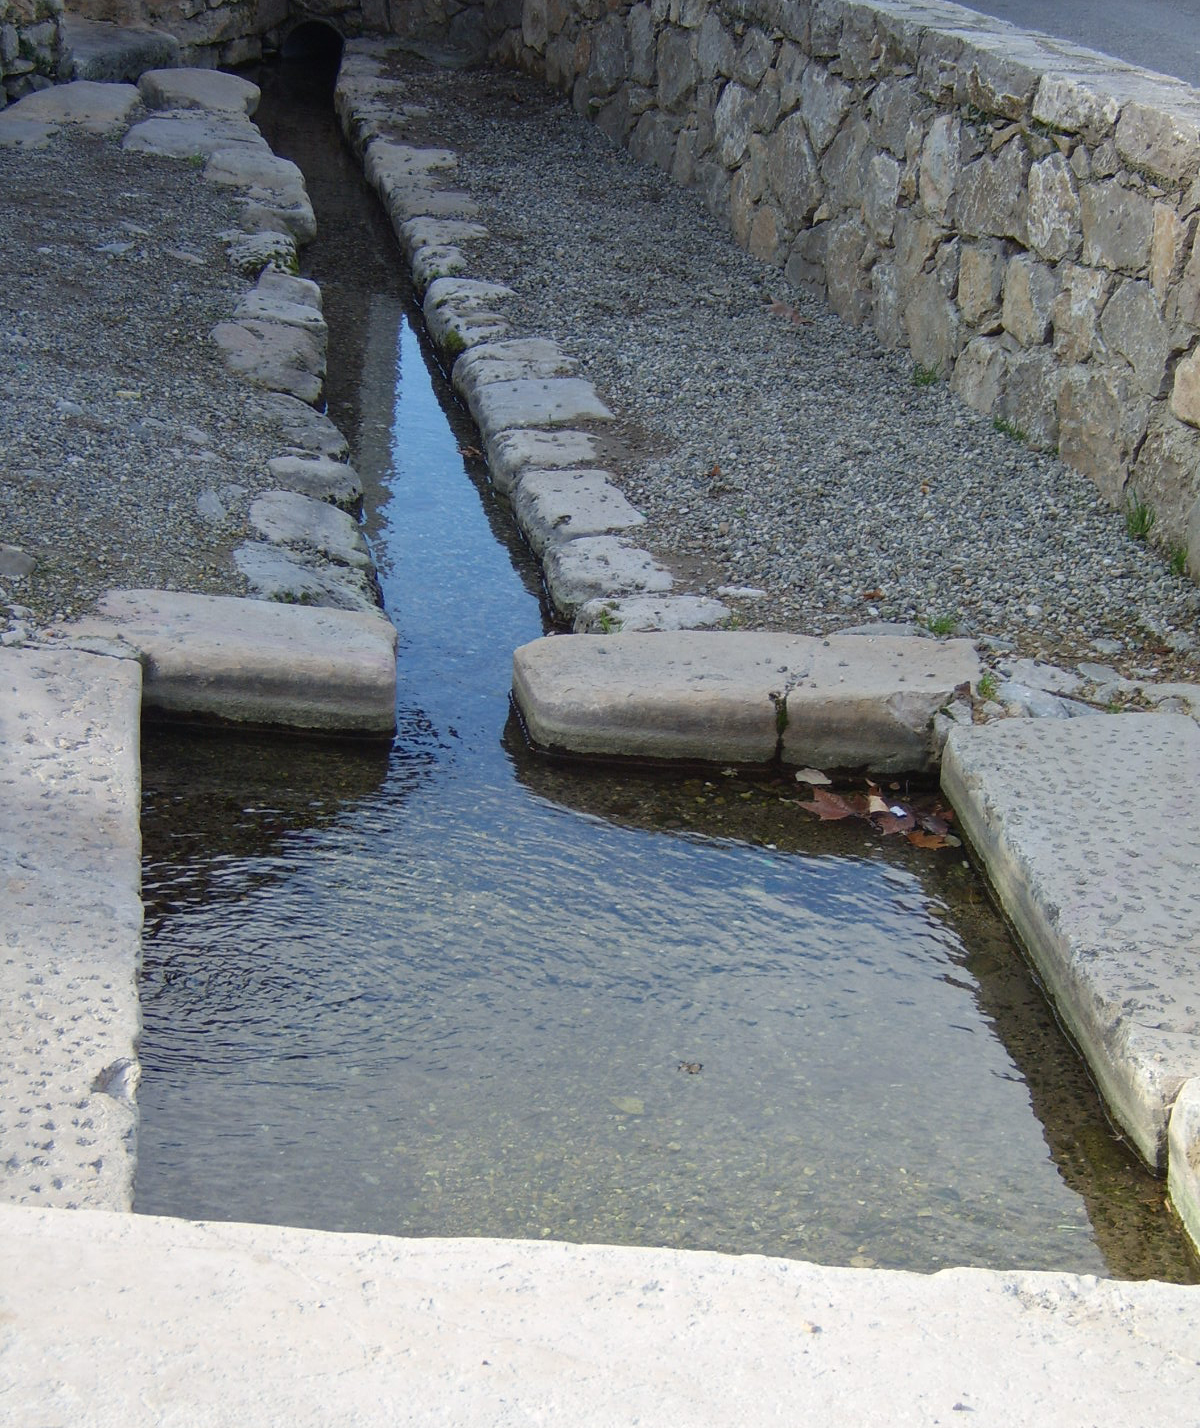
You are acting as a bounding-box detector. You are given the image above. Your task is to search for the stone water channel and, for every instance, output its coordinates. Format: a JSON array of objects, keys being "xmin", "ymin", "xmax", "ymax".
[{"xmin": 133, "ymin": 55, "xmax": 1197, "ymax": 1281}]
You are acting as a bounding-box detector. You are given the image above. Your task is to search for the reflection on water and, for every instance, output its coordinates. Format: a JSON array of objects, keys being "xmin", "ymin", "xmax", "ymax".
[{"xmin": 134, "ymin": 60, "xmax": 1197, "ymax": 1281}]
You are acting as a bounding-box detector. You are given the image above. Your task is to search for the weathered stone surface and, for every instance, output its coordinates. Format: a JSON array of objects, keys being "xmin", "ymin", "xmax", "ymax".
[
  {"xmin": 1170, "ymin": 345, "xmax": 1200, "ymax": 429},
  {"xmin": 1031, "ymin": 70, "xmax": 1120, "ymax": 141},
  {"xmin": 713, "ymin": 79, "xmax": 754, "ymax": 166},
  {"xmin": 59, "ymin": 589, "xmax": 396, "ymax": 734},
  {"xmin": 1001, "ymin": 254, "xmax": 1057, "ymax": 347},
  {"xmin": 212, "ymin": 318, "xmax": 325, "ymax": 405},
  {"xmin": 905, "ymin": 270, "xmax": 961, "ymax": 374},
  {"xmin": 0, "ymin": 646, "xmax": 141, "ymax": 1212},
  {"xmin": 1115, "ymin": 98, "xmax": 1200, "ymax": 185},
  {"xmin": 956, "ymin": 138, "xmax": 1029, "ymax": 243},
  {"xmin": 820, "ymin": 113, "xmax": 871, "ymax": 209},
  {"xmin": 249, "ymin": 491, "xmax": 370, "ymax": 568},
  {"xmin": 573, "ymin": 594, "xmax": 730, "ymax": 633},
  {"xmin": 996, "ymin": 347, "xmax": 1060, "ymax": 449},
  {"xmin": 656, "ymin": 25, "xmax": 697, "ymax": 112},
  {"xmin": 6, "ymin": 1205, "xmax": 1200, "ymax": 1428},
  {"xmin": 1080, "ymin": 181, "xmax": 1154, "ymax": 273},
  {"xmin": 825, "ymin": 213, "xmax": 872, "ymax": 324},
  {"xmin": 942, "ymin": 715, "xmax": 1200, "ymax": 1171},
  {"xmin": 138, "ymin": 67, "xmax": 259, "ymax": 116},
  {"xmin": 513, "ymin": 631, "xmax": 977, "ymax": 772},
  {"xmin": 0, "ymin": 79, "xmax": 138, "ymax": 134},
  {"xmin": 696, "ymin": 9, "xmax": 734, "ymax": 81},
  {"xmin": 918, "ymin": 112, "xmax": 959, "ymax": 224},
  {"xmin": 452, "ymin": 338, "xmax": 578, "ymax": 409},
  {"xmin": 234, "ymin": 542, "xmax": 379, "ymax": 615},
  {"xmin": 1058, "ymin": 364, "xmax": 1150, "ymax": 499},
  {"xmin": 862, "ymin": 151, "xmax": 900, "ymax": 244},
  {"xmin": 253, "ymin": 392, "xmax": 348, "ymax": 461},
  {"xmin": 1168, "ymin": 1079, "xmax": 1200, "ymax": 1254},
  {"xmin": 1026, "ymin": 152, "xmax": 1080, "ymax": 262},
  {"xmin": 541, "ymin": 537, "xmax": 672, "ymax": 617},
  {"xmin": 222, "ymin": 227, "xmax": 298, "ymax": 278},
  {"xmin": 65, "ymin": 15, "xmax": 180, "ymax": 83},
  {"xmin": 765, "ymin": 111, "xmax": 819, "ymax": 226},
  {"xmin": 1149, "ymin": 202, "xmax": 1186, "ymax": 304},
  {"xmin": 398, "ymin": 215, "xmax": 488, "ymax": 266},
  {"xmin": 957, "ymin": 240, "xmax": 1005, "ymax": 327},
  {"xmin": 266, "ymin": 455, "xmax": 362, "ymax": 511},
  {"xmin": 512, "ymin": 469, "xmax": 644, "ymax": 554},
  {"xmin": 234, "ymin": 284, "xmax": 327, "ymax": 336},
  {"xmin": 1051, "ymin": 263, "xmax": 1110, "ymax": 363},
  {"xmin": 799, "ymin": 62, "xmax": 852, "ymax": 156},
  {"xmin": 469, "ymin": 377, "xmax": 614, "ymax": 438},
  {"xmin": 123, "ymin": 111, "xmax": 265, "ymax": 160},
  {"xmin": 950, "ymin": 335, "xmax": 1006, "ymax": 414},
  {"xmin": 1099, "ymin": 279, "xmax": 1169, "ymax": 396},
  {"xmin": 485, "ymin": 430, "xmax": 605, "ymax": 496},
  {"xmin": 422, "ymin": 276, "xmax": 513, "ymax": 355},
  {"xmin": 1130, "ymin": 415, "xmax": 1200, "ymax": 543}
]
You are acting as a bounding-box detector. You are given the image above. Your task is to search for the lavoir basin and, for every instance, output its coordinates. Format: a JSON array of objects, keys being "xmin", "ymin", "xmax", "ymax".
[{"xmin": 134, "ymin": 56, "xmax": 1197, "ymax": 1283}]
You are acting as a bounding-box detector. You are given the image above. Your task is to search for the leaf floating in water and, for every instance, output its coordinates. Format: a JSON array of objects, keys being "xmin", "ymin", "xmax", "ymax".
[
  {"xmin": 677, "ymin": 1061, "xmax": 703, "ymax": 1075},
  {"xmin": 798, "ymin": 787, "xmax": 866, "ymax": 821}
]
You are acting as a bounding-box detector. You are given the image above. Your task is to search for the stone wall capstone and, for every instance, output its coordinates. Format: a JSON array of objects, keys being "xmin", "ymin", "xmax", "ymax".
[
  {"xmin": 475, "ymin": 0, "xmax": 1200, "ymax": 577},
  {"xmin": 2, "ymin": 0, "xmax": 66, "ymax": 104}
]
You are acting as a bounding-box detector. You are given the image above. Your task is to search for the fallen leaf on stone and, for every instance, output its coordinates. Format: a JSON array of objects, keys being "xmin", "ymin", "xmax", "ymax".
[
  {"xmin": 794, "ymin": 767, "xmax": 831, "ymax": 785},
  {"xmin": 921, "ymin": 807, "xmax": 954, "ymax": 836},
  {"xmin": 876, "ymin": 810, "xmax": 916, "ymax": 835},
  {"xmin": 799, "ymin": 787, "xmax": 862, "ymax": 821},
  {"xmin": 862, "ymin": 587, "xmax": 884, "ymax": 600},
  {"xmin": 867, "ymin": 791, "xmax": 890, "ymax": 816}
]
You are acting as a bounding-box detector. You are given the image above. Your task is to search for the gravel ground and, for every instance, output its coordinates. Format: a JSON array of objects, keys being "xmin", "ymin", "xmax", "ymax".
[
  {"xmin": 381, "ymin": 58, "xmax": 1200, "ymax": 684},
  {"xmin": 0, "ymin": 128, "xmax": 285, "ymax": 639}
]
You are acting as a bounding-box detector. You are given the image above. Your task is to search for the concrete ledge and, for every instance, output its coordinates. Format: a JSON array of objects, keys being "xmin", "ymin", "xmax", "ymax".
[
  {"xmin": 513, "ymin": 631, "xmax": 978, "ymax": 771},
  {"xmin": 3, "ymin": 1205, "xmax": 1200, "ymax": 1428},
  {"xmin": 941, "ymin": 715, "xmax": 1200, "ymax": 1172},
  {"xmin": 0, "ymin": 648, "xmax": 142, "ymax": 1211},
  {"xmin": 56, "ymin": 590, "xmax": 397, "ymax": 736}
]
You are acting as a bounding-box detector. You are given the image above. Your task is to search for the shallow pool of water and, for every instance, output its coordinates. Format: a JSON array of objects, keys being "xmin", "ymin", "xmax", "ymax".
[{"xmin": 134, "ymin": 59, "xmax": 1197, "ymax": 1281}]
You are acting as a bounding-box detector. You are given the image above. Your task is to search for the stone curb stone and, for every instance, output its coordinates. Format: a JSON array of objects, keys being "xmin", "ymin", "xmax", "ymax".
[
  {"xmin": 512, "ymin": 469, "xmax": 645, "ymax": 554},
  {"xmin": 1167, "ymin": 1079, "xmax": 1200, "ymax": 1253},
  {"xmin": 485, "ymin": 430, "xmax": 605, "ymax": 495},
  {"xmin": 212, "ymin": 318, "xmax": 325, "ymax": 405},
  {"xmin": 513, "ymin": 631, "xmax": 978, "ymax": 770},
  {"xmin": 253, "ymin": 392, "xmax": 348, "ymax": 461},
  {"xmin": 55, "ymin": 589, "xmax": 397, "ymax": 735},
  {"xmin": 248, "ymin": 490, "xmax": 371, "ymax": 568},
  {"xmin": 122, "ymin": 110, "xmax": 266, "ymax": 160},
  {"xmin": 451, "ymin": 338, "xmax": 578, "ymax": 408},
  {"xmin": 138, "ymin": 67, "xmax": 260, "ymax": 116},
  {"xmin": 422, "ymin": 276, "xmax": 514, "ymax": 354},
  {"xmin": 573, "ymin": 594, "xmax": 732, "ymax": 632},
  {"xmin": 5, "ymin": 1205, "xmax": 1200, "ymax": 1428},
  {"xmin": 233, "ymin": 543, "xmax": 380, "ymax": 615},
  {"xmin": 941, "ymin": 714, "xmax": 1200, "ymax": 1170},
  {"xmin": 266, "ymin": 455, "xmax": 363, "ymax": 511},
  {"xmin": 0, "ymin": 646, "xmax": 142, "ymax": 1212},
  {"xmin": 0, "ymin": 79, "xmax": 141, "ymax": 136},
  {"xmin": 469, "ymin": 377, "xmax": 615, "ymax": 436},
  {"xmin": 541, "ymin": 536, "xmax": 674, "ymax": 616}
]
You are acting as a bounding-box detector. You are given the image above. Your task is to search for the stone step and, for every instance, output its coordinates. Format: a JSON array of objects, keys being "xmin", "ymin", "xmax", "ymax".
[
  {"xmin": 941, "ymin": 714, "xmax": 1200, "ymax": 1186},
  {"xmin": 513, "ymin": 631, "xmax": 980, "ymax": 773},
  {"xmin": 52, "ymin": 589, "xmax": 397, "ymax": 736}
]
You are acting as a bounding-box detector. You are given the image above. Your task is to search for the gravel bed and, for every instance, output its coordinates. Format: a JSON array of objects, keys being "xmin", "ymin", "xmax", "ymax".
[
  {"xmin": 383, "ymin": 59, "xmax": 1200, "ymax": 684},
  {"xmin": 0, "ymin": 128, "xmax": 285, "ymax": 638}
]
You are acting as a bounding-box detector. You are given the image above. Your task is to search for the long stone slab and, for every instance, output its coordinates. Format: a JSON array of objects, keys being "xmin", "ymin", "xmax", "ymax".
[
  {"xmin": 56, "ymin": 589, "xmax": 397, "ymax": 735},
  {"xmin": 0, "ymin": 648, "xmax": 142, "ymax": 1212},
  {"xmin": 941, "ymin": 715, "xmax": 1200, "ymax": 1172},
  {"xmin": 511, "ymin": 469, "xmax": 644, "ymax": 554},
  {"xmin": 4, "ymin": 1206, "xmax": 1200, "ymax": 1428},
  {"xmin": 513, "ymin": 632, "xmax": 979, "ymax": 771}
]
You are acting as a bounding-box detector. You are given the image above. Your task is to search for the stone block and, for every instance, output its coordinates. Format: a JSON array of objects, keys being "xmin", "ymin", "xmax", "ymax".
[
  {"xmin": 249, "ymin": 490, "xmax": 370, "ymax": 569},
  {"xmin": 452, "ymin": 338, "xmax": 577, "ymax": 409},
  {"xmin": 1080, "ymin": 181, "xmax": 1154, "ymax": 274},
  {"xmin": 266, "ymin": 455, "xmax": 362, "ymax": 512},
  {"xmin": 918, "ymin": 112, "xmax": 959, "ymax": 225},
  {"xmin": 469, "ymin": 378, "xmax": 613, "ymax": 439},
  {"xmin": 996, "ymin": 347, "xmax": 1060, "ymax": 450},
  {"xmin": 656, "ymin": 26, "xmax": 697, "ymax": 112},
  {"xmin": 512, "ymin": 469, "xmax": 644, "ymax": 554},
  {"xmin": 957, "ymin": 240, "xmax": 1005, "ymax": 328},
  {"xmin": 627, "ymin": 2, "xmax": 655, "ymax": 85},
  {"xmin": 799, "ymin": 61, "xmax": 851, "ymax": 156},
  {"xmin": 905, "ymin": 270, "xmax": 962, "ymax": 375},
  {"xmin": 956, "ymin": 137, "xmax": 1029, "ymax": 243},
  {"xmin": 867, "ymin": 75, "xmax": 924, "ymax": 159},
  {"xmin": 950, "ymin": 335, "xmax": 1006, "ymax": 414},
  {"xmin": 1168, "ymin": 1080, "xmax": 1200, "ymax": 1254},
  {"xmin": 1001, "ymin": 254, "xmax": 1057, "ymax": 347},
  {"xmin": 541, "ymin": 536, "xmax": 672, "ymax": 617},
  {"xmin": 486, "ymin": 430, "xmax": 605, "ymax": 496},
  {"xmin": 1058, "ymin": 363, "xmax": 1151, "ymax": 500},
  {"xmin": 870, "ymin": 259, "xmax": 904, "ymax": 349},
  {"xmin": 765, "ymin": 111, "xmax": 819, "ymax": 227},
  {"xmin": 1115, "ymin": 98, "xmax": 1200, "ymax": 186},
  {"xmin": 138, "ymin": 67, "xmax": 259, "ymax": 115},
  {"xmin": 1026, "ymin": 152, "xmax": 1080, "ymax": 262},
  {"xmin": 713, "ymin": 79, "xmax": 754, "ymax": 166},
  {"xmin": 1031, "ymin": 69, "xmax": 1119, "ymax": 141},
  {"xmin": 1051, "ymin": 263, "xmax": 1111, "ymax": 364},
  {"xmin": 212, "ymin": 318, "xmax": 324, "ymax": 405},
  {"xmin": 1099, "ymin": 279, "xmax": 1169, "ymax": 397},
  {"xmin": 1170, "ymin": 345, "xmax": 1200, "ymax": 430},
  {"xmin": 1149, "ymin": 202, "xmax": 1187, "ymax": 304},
  {"xmin": 234, "ymin": 542, "xmax": 380, "ymax": 615},
  {"xmin": 862, "ymin": 151, "xmax": 899, "ymax": 243},
  {"xmin": 820, "ymin": 114, "xmax": 870, "ymax": 209},
  {"xmin": 824, "ymin": 213, "xmax": 871, "ymax": 325},
  {"xmin": 423, "ymin": 276, "xmax": 513, "ymax": 355},
  {"xmin": 573, "ymin": 594, "xmax": 730, "ymax": 633},
  {"xmin": 696, "ymin": 9, "xmax": 733, "ymax": 81},
  {"xmin": 1130, "ymin": 413, "xmax": 1200, "ymax": 544},
  {"xmin": 5, "ymin": 76, "xmax": 137, "ymax": 132}
]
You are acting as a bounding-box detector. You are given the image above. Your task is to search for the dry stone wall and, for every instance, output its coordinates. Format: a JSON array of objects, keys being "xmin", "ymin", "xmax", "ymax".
[
  {"xmin": 1, "ymin": 0, "xmax": 66, "ymax": 104},
  {"xmin": 482, "ymin": 0, "xmax": 1200, "ymax": 575}
]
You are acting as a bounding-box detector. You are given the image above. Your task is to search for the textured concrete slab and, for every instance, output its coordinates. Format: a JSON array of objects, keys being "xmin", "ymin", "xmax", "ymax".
[
  {"xmin": 0, "ymin": 80, "xmax": 141, "ymax": 135},
  {"xmin": 248, "ymin": 490, "xmax": 371, "ymax": 568},
  {"xmin": 4, "ymin": 1206, "xmax": 1200, "ymax": 1428},
  {"xmin": 56, "ymin": 589, "xmax": 396, "ymax": 734},
  {"xmin": 941, "ymin": 715, "xmax": 1200, "ymax": 1171},
  {"xmin": 469, "ymin": 377, "xmax": 614, "ymax": 436},
  {"xmin": 573, "ymin": 594, "xmax": 732, "ymax": 632},
  {"xmin": 512, "ymin": 469, "xmax": 644, "ymax": 553},
  {"xmin": 0, "ymin": 648, "xmax": 142, "ymax": 1212},
  {"xmin": 138, "ymin": 67, "xmax": 260, "ymax": 116},
  {"xmin": 541, "ymin": 536, "xmax": 674, "ymax": 617},
  {"xmin": 514, "ymin": 632, "xmax": 978, "ymax": 770},
  {"xmin": 485, "ymin": 430, "xmax": 605, "ymax": 495}
]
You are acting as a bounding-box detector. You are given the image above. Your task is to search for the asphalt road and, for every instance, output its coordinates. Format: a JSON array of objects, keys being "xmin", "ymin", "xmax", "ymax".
[{"xmin": 961, "ymin": 0, "xmax": 1200, "ymax": 89}]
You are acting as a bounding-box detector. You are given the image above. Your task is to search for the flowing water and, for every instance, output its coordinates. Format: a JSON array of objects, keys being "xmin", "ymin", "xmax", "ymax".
[{"xmin": 134, "ymin": 56, "xmax": 1198, "ymax": 1281}]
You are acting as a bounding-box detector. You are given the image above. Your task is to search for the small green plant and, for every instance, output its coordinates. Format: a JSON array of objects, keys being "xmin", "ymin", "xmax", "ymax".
[
  {"xmin": 1170, "ymin": 546, "xmax": 1188, "ymax": 577},
  {"xmin": 993, "ymin": 416, "xmax": 1029, "ymax": 443},
  {"xmin": 1125, "ymin": 494, "xmax": 1155, "ymax": 540},
  {"xmin": 186, "ymin": 152, "xmax": 205, "ymax": 169},
  {"xmin": 976, "ymin": 671, "xmax": 999, "ymax": 702},
  {"xmin": 441, "ymin": 327, "xmax": 466, "ymax": 359},
  {"xmin": 925, "ymin": 613, "xmax": 958, "ymax": 636},
  {"xmin": 912, "ymin": 362, "xmax": 940, "ymax": 387},
  {"xmin": 595, "ymin": 605, "xmax": 623, "ymax": 634}
]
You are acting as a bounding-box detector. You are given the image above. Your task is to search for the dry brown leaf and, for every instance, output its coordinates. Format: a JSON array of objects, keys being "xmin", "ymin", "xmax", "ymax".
[
  {"xmin": 907, "ymin": 829, "xmax": 950, "ymax": 849},
  {"xmin": 876, "ymin": 811, "xmax": 916, "ymax": 835},
  {"xmin": 798, "ymin": 788, "xmax": 859, "ymax": 821}
]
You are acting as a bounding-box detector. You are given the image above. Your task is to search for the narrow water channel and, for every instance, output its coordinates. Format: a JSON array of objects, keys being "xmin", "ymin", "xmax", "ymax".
[{"xmin": 134, "ymin": 56, "xmax": 1198, "ymax": 1281}]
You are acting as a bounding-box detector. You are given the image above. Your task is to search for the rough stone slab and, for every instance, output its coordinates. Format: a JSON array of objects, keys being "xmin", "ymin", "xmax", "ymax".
[
  {"xmin": 574, "ymin": 594, "xmax": 732, "ymax": 633},
  {"xmin": 222, "ymin": 228, "xmax": 299, "ymax": 278},
  {"xmin": 398, "ymin": 215, "xmax": 488, "ymax": 263},
  {"xmin": 0, "ymin": 80, "xmax": 141, "ymax": 135},
  {"xmin": 512, "ymin": 469, "xmax": 645, "ymax": 554},
  {"xmin": 64, "ymin": 16, "xmax": 181, "ymax": 82},
  {"xmin": 234, "ymin": 289, "xmax": 327, "ymax": 336},
  {"xmin": 514, "ymin": 632, "xmax": 977, "ymax": 770},
  {"xmin": 234, "ymin": 543, "xmax": 380, "ymax": 615},
  {"xmin": 410, "ymin": 243, "xmax": 468, "ymax": 292},
  {"xmin": 469, "ymin": 377, "xmax": 615, "ymax": 438},
  {"xmin": 248, "ymin": 490, "xmax": 371, "ymax": 568},
  {"xmin": 0, "ymin": 647, "xmax": 142, "ymax": 1212},
  {"xmin": 212, "ymin": 319, "xmax": 325, "ymax": 405},
  {"xmin": 252, "ymin": 392, "xmax": 348, "ymax": 460},
  {"xmin": 452, "ymin": 338, "xmax": 578, "ymax": 407},
  {"xmin": 6, "ymin": 1206, "xmax": 1199, "ymax": 1428},
  {"xmin": 363, "ymin": 137, "xmax": 456, "ymax": 185},
  {"xmin": 1168, "ymin": 1079, "xmax": 1200, "ymax": 1253},
  {"xmin": 423, "ymin": 276, "xmax": 513, "ymax": 354},
  {"xmin": 941, "ymin": 715, "xmax": 1200, "ymax": 1170},
  {"xmin": 56, "ymin": 590, "xmax": 396, "ymax": 734},
  {"xmin": 138, "ymin": 67, "xmax": 260, "ymax": 116},
  {"xmin": 485, "ymin": 430, "xmax": 605, "ymax": 495},
  {"xmin": 122, "ymin": 111, "xmax": 266, "ymax": 160},
  {"xmin": 541, "ymin": 537, "xmax": 673, "ymax": 618},
  {"xmin": 266, "ymin": 455, "xmax": 362, "ymax": 510},
  {"xmin": 381, "ymin": 181, "xmax": 480, "ymax": 225}
]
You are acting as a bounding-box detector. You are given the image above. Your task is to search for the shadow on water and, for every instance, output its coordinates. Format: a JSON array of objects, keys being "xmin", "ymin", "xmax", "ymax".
[{"xmin": 134, "ymin": 56, "xmax": 1198, "ymax": 1281}]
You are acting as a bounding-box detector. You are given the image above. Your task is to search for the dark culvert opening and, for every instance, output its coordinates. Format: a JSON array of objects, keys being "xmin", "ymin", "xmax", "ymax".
[{"xmin": 279, "ymin": 20, "xmax": 344, "ymax": 71}]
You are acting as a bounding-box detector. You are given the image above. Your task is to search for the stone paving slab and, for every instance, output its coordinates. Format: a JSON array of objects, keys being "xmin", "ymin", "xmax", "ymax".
[
  {"xmin": 0, "ymin": 648, "xmax": 142, "ymax": 1212},
  {"xmin": 511, "ymin": 468, "xmax": 644, "ymax": 553},
  {"xmin": 485, "ymin": 429, "xmax": 605, "ymax": 495},
  {"xmin": 3, "ymin": 1206, "xmax": 1200, "ymax": 1428},
  {"xmin": 55, "ymin": 589, "xmax": 397, "ymax": 735},
  {"xmin": 513, "ymin": 632, "xmax": 979, "ymax": 770},
  {"xmin": 941, "ymin": 714, "xmax": 1200, "ymax": 1173},
  {"xmin": 540, "ymin": 535, "xmax": 674, "ymax": 616},
  {"xmin": 138, "ymin": 68, "xmax": 260, "ymax": 116},
  {"xmin": 573, "ymin": 593, "xmax": 732, "ymax": 632}
]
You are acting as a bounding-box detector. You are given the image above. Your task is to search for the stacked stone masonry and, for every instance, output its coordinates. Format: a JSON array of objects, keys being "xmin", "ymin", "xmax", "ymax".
[
  {"xmin": 474, "ymin": 0, "xmax": 1200, "ymax": 578},
  {"xmin": 1, "ymin": 0, "xmax": 65, "ymax": 103}
]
